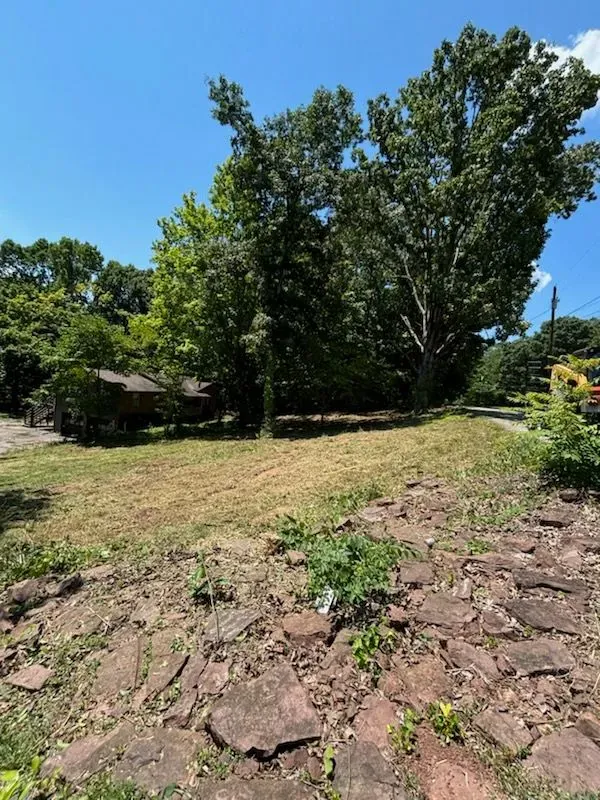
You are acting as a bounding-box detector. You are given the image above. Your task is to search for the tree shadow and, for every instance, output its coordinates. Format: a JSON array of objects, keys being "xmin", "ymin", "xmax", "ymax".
[
  {"xmin": 78, "ymin": 409, "xmax": 444, "ymax": 448},
  {"xmin": 458, "ymin": 406, "xmax": 524, "ymax": 423},
  {"xmin": 0, "ymin": 488, "xmax": 53, "ymax": 536}
]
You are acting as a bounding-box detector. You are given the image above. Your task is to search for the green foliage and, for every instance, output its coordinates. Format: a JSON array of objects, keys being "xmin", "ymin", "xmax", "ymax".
[
  {"xmin": 188, "ymin": 553, "xmax": 228, "ymax": 604},
  {"xmin": 0, "ymin": 757, "xmax": 65, "ymax": 800},
  {"xmin": 523, "ymin": 356, "xmax": 600, "ymax": 488},
  {"xmin": 465, "ymin": 538, "xmax": 492, "ymax": 555},
  {"xmin": 322, "ymin": 744, "xmax": 335, "ymax": 780},
  {"xmin": 351, "ymin": 626, "xmax": 381, "ymax": 670},
  {"xmin": 77, "ymin": 774, "xmax": 149, "ymax": 800},
  {"xmin": 388, "ymin": 709, "xmax": 420, "ymax": 755},
  {"xmin": 0, "ymin": 536, "xmax": 98, "ymax": 590},
  {"xmin": 428, "ymin": 701, "xmax": 463, "ymax": 744}
]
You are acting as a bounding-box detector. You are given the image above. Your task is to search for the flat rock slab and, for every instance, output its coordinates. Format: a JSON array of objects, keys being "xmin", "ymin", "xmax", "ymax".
[
  {"xmin": 202, "ymin": 778, "xmax": 312, "ymax": 799},
  {"xmin": 197, "ymin": 660, "xmax": 230, "ymax": 695},
  {"xmin": 525, "ymin": 728, "xmax": 600, "ymax": 794},
  {"xmin": 146, "ymin": 651, "xmax": 188, "ymax": 698},
  {"xmin": 205, "ymin": 608, "xmax": 260, "ymax": 643},
  {"xmin": 93, "ymin": 637, "xmax": 145, "ymax": 697},
  {"xmin": 332, "ymin": 741, "xmax": 405, "ymax": 799},
  {"xmin": 428, "ymin": 761, "xmax": 494, "ymax": 800},
  {"xmin": 446, "ymin": 640, "xmax": 500, "ymax": 681},
  {"xmin": 504, "ymin": 639, "xmax": 576, "ymax": 676},
  {"xmin": 473, "ymin": 709, "xmax": 533, "ymax": 753},
  {"xmin": 4, "ymin": 663, "xmax": 53, "ymax": 691},
  {"xmin": 416, "ymin": 593, "xmax": 476, "ymax": 629},
  {"xmin": 208, "ymin": 665, "xmax": 321, "ymax": 757},
  {"xmin": 42, "ymin": 721, "xmax": 134, "ymax": 782},
  {"xmin": 385, "ymin": 522, "xmax": 431, "ymax": 554},
  {"xmin": 164, "ymin": 689, "xmax": 197, "ymax": 728},
  {"xmin": 576, "ymin": 712, "xmax": 600, "ymax": 746},
  {"xmin": 52, "ymin": 604, "xmax": 127, "ymax": 639},
  {"xmin": 465, "ymin": 553, "xmax": 523, "ymax": 573},
  {"xmin": 113, "ymin": 729, "xmax": 202, "ymax": 794},
  {"xmin": 398, "ymin": 561, "xmax": 434, "ymax": 586},
  {"xmin": 180, "ymin": 653, "xmax": 208, "ymax": 694},
  {"xmin": 504, "ymin": 598, "xmax": 580, "ymax": 635},
  {"xmin": 354, "ymin": 696, "xmax": 398, "ymax": 751},
  {"xmin": 399, "ymin": 656, "xmax": 451, "ymax": 710},
  {"xmin": 282, "ymin": 611, "xmax": 331, "ymax": 645},
  {"xmin": 538, "ymin": 507, "xmax": 576, "ymax": 528},
  {"xmin": 512, "ymin": 569, "xmax": 589, "ymax": 597}
]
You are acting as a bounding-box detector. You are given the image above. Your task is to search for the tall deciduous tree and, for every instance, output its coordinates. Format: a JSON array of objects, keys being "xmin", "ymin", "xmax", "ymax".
[
  {"xmin": 362, "ymin": 24, "xmax": 600, "ymax": 409},
  {"xmin": 92, "ymin": 260, "xmax": 153, "ymax": 326}
]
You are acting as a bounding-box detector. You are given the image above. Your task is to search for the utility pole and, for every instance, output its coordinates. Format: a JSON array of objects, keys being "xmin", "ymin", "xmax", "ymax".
[{"xmin": 549, "ymin": 285, "xmax": 559, "ymax": 356}]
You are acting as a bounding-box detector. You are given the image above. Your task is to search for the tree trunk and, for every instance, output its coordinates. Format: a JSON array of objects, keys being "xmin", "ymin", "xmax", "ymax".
[
  {"xmin": 413, "ymin": 347, "xmax": 436, "ymax": 413},
  {"xmin": 261, "ymin": 346, "xmax": 275, "ymax": 437}
]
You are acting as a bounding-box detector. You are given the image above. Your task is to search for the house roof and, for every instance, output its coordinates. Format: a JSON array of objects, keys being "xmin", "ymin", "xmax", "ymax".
[{"xmin": 96, "ymin": 370, "xmax": 215, "ymax": 397}]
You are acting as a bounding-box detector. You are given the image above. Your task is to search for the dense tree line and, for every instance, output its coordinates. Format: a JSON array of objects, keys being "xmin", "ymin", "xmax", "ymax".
[{"xmin": 1, "ymin": 25, "xmax": 599, "ymax": 428}]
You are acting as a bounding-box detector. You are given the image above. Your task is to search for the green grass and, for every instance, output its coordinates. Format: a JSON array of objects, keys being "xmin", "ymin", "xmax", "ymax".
[{"xmin": 0, "ymin": 413, "xmax": 513, "ymax": 548}]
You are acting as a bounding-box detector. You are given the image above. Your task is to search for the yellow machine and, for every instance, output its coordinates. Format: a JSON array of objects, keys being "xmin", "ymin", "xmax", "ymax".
[{"xmin": 550, "ymin": 351, "xmax": 600, "ymax": 415}]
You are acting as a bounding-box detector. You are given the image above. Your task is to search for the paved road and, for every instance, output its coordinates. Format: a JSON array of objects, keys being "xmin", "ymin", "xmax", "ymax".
[
  {"xmin": 0, "ymin": 418, "xmax": 63, "ymax": 456},
  {"xmin": 461, "ymin": 406, "xmax": 527, "ymax": 433}
]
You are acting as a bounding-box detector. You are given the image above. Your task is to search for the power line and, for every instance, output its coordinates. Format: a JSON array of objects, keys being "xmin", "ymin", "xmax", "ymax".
[{"xmin": 562, "ymin": 293, "xmax": 600, "ymax": 317}]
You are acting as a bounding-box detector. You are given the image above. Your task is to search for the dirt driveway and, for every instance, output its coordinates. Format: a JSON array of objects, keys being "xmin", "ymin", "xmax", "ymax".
[{"xmin": 0, "ymin": 418, "xmax": 63, "ymax": 457}]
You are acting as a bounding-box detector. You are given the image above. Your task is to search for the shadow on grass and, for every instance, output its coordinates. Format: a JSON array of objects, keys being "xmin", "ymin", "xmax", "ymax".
[
  {"xmin": 0, "ymin": 488, "xmax": 53, "ymax": 536},
  {"xmin": 76, "ymin": 409, "xmax": 445, "ymax": 449}
]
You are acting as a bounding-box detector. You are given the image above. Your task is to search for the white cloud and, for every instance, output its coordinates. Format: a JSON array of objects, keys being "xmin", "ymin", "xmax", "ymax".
[
  {"xmin": 533, "ymin": 265, "xmax": 552, "ymax": 292},
  {"xmin": 547, "ymin": 30, "xmax": 600, "ymax": 116}
]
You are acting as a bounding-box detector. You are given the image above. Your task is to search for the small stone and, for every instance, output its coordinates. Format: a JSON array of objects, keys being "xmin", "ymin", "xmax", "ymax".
[
  {"xmin": 164, "ymin": 689, "xmax": 197, "ymax": 728},
  {"xmin": 306, "ymin": 755, "xmax": 322, "ymax": 781},
  {"xmin": 428, "ymin": 761, "xmax": 494, "ymax": 800},
  {"xmin": 481, "ymin": 610, "xmax": 512, "ymax": 637},
  {"xmin": 6, "ymin": 578, "xmax": 44, "ymax": 606},
  {"xmin": 9, "ymin": 620, "xmax": 42, "ymax": 646},
  {"xmin": 558, "ymin": 488, "xmax": 580, "ymax": 503},
  {"xmin": 113, "ymin": 729, "xmax": 203, "ymax": 794},
  {"xmin": 180, "ymin": 653, "xmax": 208, "ymax": 694},
  {"xmin": 576, "ymin": 711, "xmax": 600, "ymax": 746},
  {"xmin": 400, "ymin": 656, "xmax": 452, "ymax": 711},
  {"xmin": 41, "ymin": 722, "xmax": 134, "ymax": 781},
  {"xmin": 512, "ymin": 569, "xmax": 589, "ymax": 597},
  {"xmin": 538, "ymin": 507, "xmax": 576, "ymax": 528},
  {"xmin": 202, "ymin": 778, "xmax": 311, "ymax": 799},
  {"xmin": 0, "ymin": 647, "xmax": 16, "ymax": 665},
  {"xmin": 387, "ymin": 605, "xmax": 409, "ymax": 629},
  {"xmin": 205, "ymin": 608, "xmax": 260, "ymax": 643},
  {"xmin": 354, "ymin": 696, "xmax": 398, "ymax": 751},
  {"xmin": 197, "ymin": 660, "xmax": 230, "ymax": 695},
  {"xmin": 525, "ymin": 728, "xmax": 600, "ymax": 794},
  {"xmin": 560, "ymin": 549, "xmax": 583, "ymax": 569},
  {"xmin": 358, "ymin": 506, "xmax": 389, "ymax": 523},
  {"xmin": 385, "ymin": 522, "xmax": 431, "ymax": 554},
  {"xmin": 333, "ymin": 741, "xmax": 403, "ymax": 799},
  {"xmin": 512, "ymin": 538, "xmax": 537, "ymax": 554},
  {"xmin": 207, "ymin": 665, "xmax": 321, "ymax": 757},
  {"xmin": 80, "ymin": 564, "xmax": 116, "ymax": 582},
  {"xmin": 282, "ymin": 611, "xmax": 331, "ymax": 645},
  {"xmin": 453, "ymin": 578, "xmax": 473, "ymax": 600},
  {"xmin": 234, "ymin": 759, "xmax": 260, "ymax": 779},
  {"xmin": 5, "ymin": 663, "xmax": 53, "ymax": 691},
  {"xmin": 280, "ymin": 748, "xmax": 309, "ymax": 770},
  {"xmin": 398, "ymin": 561, "xmax": 434, "ymax": 586},
  {"xmin": 473, "ymin": 709, "xmax": 533, "ymax": 752},
  {"xmin": 93, "ymin": 637, "xmax": 145, "ymax": 697},
  {"xmin": 446, "ymin": 640, "xmax": 500, "ymax": 681},
  {"xmin": 466, "ymin": 553, "xmax": 523, "ymax": 572},
  {"xmin": 504, "ymin": 639, "xmax": 576, "ymax": 676},
  {"xmin": 416, "ymin": 593, "xmax": 476, "ymax": 629},
  {"xmin": 504, "ymin": 598, "xmax": 580, "ymax": 635},
  {"xmin": 286, "ymin": 550, "xmax": 306, "ymax": 566},
  {"xmin": 146, "ymin": 651, "xmax": 188, "ymax": 698}
]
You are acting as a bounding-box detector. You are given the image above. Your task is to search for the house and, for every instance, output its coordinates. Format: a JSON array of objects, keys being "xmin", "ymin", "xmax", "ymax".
[{"xmin": 53, "ymin": 371, "xmax": 218, "ymax": 434}]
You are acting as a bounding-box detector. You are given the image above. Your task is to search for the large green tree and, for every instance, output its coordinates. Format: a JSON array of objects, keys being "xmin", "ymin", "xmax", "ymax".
[
  {"xmin": 92, "ymin": 260, "xmax": 153, "ymax": 326},
  {"xmin": 361, "ymin": 24, "xmax": 600, "ymax": 409}
]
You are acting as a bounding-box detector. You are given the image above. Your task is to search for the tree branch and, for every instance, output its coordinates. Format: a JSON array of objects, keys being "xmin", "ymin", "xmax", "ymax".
[{"xmin": 401, "ymin": 314, "xmax": 424, "ymax": 352}]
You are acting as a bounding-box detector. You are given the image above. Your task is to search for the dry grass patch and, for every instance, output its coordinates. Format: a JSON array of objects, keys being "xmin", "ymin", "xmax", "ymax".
[{"xmin": 0, "ymin": 413, "xmax": 508, "ymax": 546}]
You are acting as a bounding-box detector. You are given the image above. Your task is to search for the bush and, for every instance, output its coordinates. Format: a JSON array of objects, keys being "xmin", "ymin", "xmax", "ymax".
[
  {"xmin": 523, "ymin": 355, "xmax": 600, "ymax": 489},
  {"xmin": 0, "ymin": 537, "xmax": 99, "ymax": 590}
]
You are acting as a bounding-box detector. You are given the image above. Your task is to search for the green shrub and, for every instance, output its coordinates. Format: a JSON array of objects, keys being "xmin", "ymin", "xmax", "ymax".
[
  {"xmin": 0, "ymin": 537, "xmax": 99, "ymax": 591},
  {"xmin": 428, "ymin": 701, "xmax": 463, "ymax": 744},
  {"xmin": 523, "ymin": 355, "xmax": 600, "ymax": 488}
]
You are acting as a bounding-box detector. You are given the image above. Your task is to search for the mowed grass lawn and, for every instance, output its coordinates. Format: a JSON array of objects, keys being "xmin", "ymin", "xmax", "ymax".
[{"xmin": 0, "ymin": 413, "xmax": 509, "ymax": 547}]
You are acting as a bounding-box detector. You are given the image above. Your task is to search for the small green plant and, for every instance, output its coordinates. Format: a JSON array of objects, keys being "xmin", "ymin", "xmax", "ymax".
[
  {"xmin": 0, "ymin": 536, "xmax": 100, "ymax": 591},
  {"xmin": 427, "ymin": 701, "xmax": 463, "ymax": 744},
  {"xmin": 388, "ymin": 708, "xmax": 420, "ymax": 755},
  {"xmin": 483, "ymin": 635, "xmax": 498, "ymax": 650},
  {"xmin": 322, "ymin": 744, "xmax": 335, "ymax": 779},
  {"xmin": 197, "ymin": 746, "xmax": 239, "ymax": 779},
  {"xmin": 351, "ymin": 626, "xmax": 381, "ymax": 671},
  {"xmin": 465, "ymin": 538, "xmax": 492, "ymax": 555},
  {"xmin": 188, "ymin": 554, "xmax": 228, "ymax": 604}
]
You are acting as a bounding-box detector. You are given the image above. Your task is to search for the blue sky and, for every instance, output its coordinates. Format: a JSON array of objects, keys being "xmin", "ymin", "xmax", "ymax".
[{"xmin": 1, "ymin": 0, "xmax": 599, "ymax": 329}]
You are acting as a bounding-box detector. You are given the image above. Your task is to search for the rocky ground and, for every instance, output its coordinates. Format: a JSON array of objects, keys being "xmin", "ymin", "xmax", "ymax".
[{"xmin": 2, "ymin": 477, "xmax": 600, "ymax": 799}]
